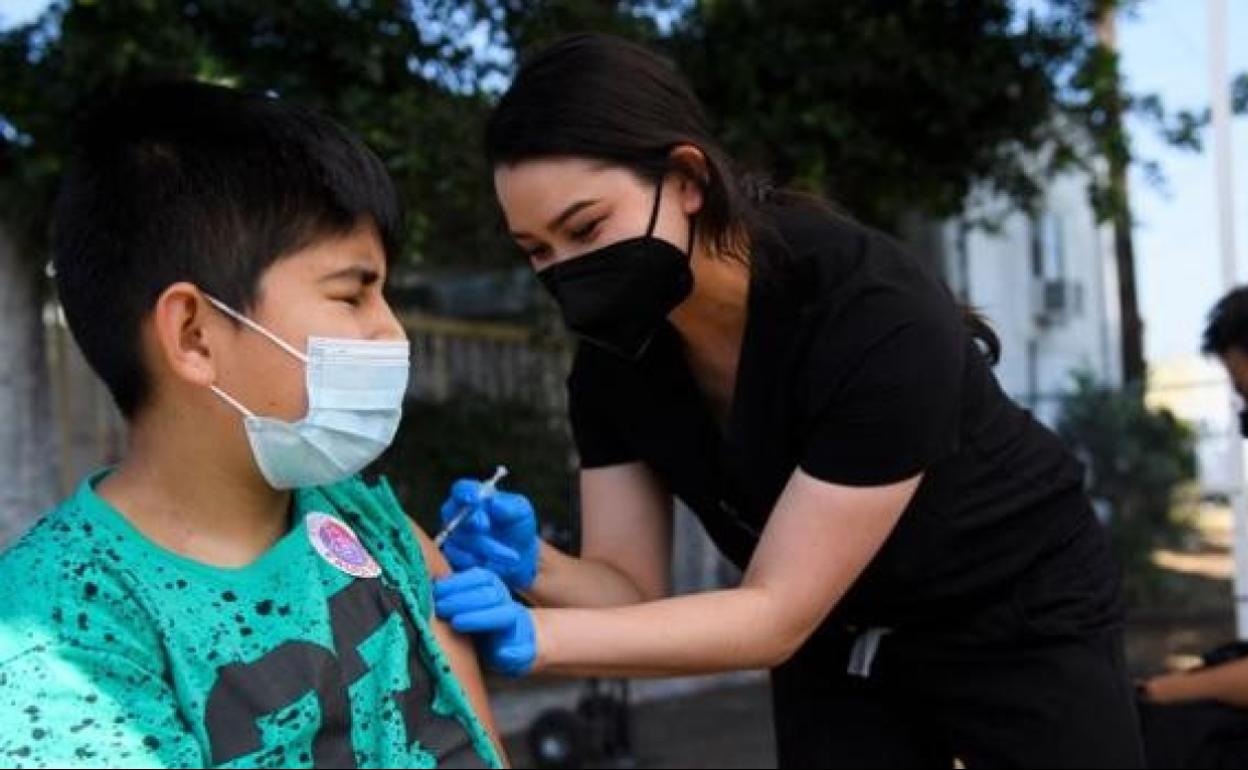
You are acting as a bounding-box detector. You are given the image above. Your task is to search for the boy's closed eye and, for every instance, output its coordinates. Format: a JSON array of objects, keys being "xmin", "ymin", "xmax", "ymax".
[{"xmin": 320, "ymin": 265, "xmax": 381, "ymax": 306}]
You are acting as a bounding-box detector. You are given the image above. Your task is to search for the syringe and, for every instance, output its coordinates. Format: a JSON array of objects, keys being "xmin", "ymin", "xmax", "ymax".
[{"xmin": 433, "ymin": 465, "xmax": 509, "ymax": 548}]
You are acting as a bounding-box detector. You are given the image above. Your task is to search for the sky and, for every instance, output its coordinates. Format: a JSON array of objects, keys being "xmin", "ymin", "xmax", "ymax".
[
  {"xmin": 1, "ymin": 0, "xmax": 1246, "ymax": 368},
  {"xmin": 1120, "ymin": 0, "xmax": 1248, "ymax": 364},
  {"xmin": 0, "ymin": 0, "xmax": 42, "ymax": 30}
]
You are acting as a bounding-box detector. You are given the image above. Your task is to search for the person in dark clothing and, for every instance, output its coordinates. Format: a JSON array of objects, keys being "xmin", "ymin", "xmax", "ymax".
[
  {"xmin": 432, "ymin": 33, "xmax": 1144, "ymax": 769},
  {"xmin": 1130, "ymin": 294, "xmax": 1248, "ymax": 769}
]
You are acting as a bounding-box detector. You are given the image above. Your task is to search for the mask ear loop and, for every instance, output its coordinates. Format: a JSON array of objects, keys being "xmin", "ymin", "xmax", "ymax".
[
  {"xmin": 646, "ymin": 175, "xmax": 698, "ymax": 258},
  {"xmin": 204, "ymin": 295, "xmax": 308, "ymax": 364},
  {"xmin": 644, "ymin": 175, "xmax": 665, "ymax": 238},
  {"xmin": 202, "ymin": 293, "xmax": 308, "ymax": 419},
  {"xmin": 209, "ymin": 385, "xmax": 256, "ymax": 419},
  {"xmin": 686, "ymin": 211, "xmax": 698, "ymax": 257}
]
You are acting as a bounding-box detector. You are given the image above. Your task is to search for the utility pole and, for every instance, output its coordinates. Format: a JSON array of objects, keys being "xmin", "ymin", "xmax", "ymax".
[{"xmin": 1208, "ymin": 0, "xmax": 1248, "ymax": 637}]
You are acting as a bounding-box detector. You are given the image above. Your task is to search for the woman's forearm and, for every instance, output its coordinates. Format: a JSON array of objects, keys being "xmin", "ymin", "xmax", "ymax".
[
  {"xmin": 1150, "ymin": 658, "xmax": 1248, "ymax": 707},
  {"xmin": 524, "ymin": 470, "xmax": 917, "ymax": 679},
  {"xmin": 524, "ymin": 542, "xmax": 654, "ymax": 608},
  {"xmin": 531, "ymin": 585, "xmax": 807, "ymax": 678}
]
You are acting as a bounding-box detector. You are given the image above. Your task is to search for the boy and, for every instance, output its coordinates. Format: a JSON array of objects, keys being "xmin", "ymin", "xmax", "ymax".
[{"xmin": 0, "ymin": 81, "xmax": 505, "ymax": 768}]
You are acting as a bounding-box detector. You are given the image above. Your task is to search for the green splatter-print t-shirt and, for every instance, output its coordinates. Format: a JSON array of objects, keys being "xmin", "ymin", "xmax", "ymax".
[{"xmin": 0, "ymin": 471, "xmax": 502, "ymax": 769}]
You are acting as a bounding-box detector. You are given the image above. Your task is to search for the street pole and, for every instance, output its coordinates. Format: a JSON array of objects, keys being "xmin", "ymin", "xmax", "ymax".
[{"xmin": 1209, "ymin": 0, "xmax": 1248, "ymax": 638}]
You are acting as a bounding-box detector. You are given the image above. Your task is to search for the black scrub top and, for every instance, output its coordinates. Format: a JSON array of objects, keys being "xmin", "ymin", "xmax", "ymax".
[{"xmin": 566, "ymin": 200, "xmax": 1090, "ymax": 628}]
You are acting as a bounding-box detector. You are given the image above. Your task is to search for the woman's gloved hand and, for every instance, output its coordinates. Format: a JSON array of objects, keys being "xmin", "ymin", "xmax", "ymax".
[
  {"xmin": 434, "ymin": 567, "xmax": 536, "ymax": 677},
  {"xmin": 437, "ymin": 479, "xmax": 540, "ymax": 591}
]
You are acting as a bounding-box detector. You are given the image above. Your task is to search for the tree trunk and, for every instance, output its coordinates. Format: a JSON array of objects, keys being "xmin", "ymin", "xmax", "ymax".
[
  {"xmin": 1112, "ymin": 181, "xmax": 1147, "ymax": 387},
  {"xmin": 1097, "ymin": 4, "xmax": 1148, "ymax": 387},
  {"xmin": 0, "ymin": 224, "xmax": 59, "ymax": 546}
]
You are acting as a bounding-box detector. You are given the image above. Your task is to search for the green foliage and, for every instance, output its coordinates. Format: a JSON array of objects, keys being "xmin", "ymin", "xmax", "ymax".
[
  {"xmin": 672, "ymin": 0, "xmax": 1226, "ymax": 232},
  {"xmin": 467, "ymin": 0, "xmax": 1234, "ymax": 235},
  {"xmin": 0, "ymin": 0, "xmax": 509, "ymax": 271},
  {"xmin": 671, "ymin": 0, "xmax": 1081, "ymax": 229},
  {"xmin": 4, "ymin": 0, "xmax": 1237, "ymax": 267},
  {"xmin": 371, "ymin": 396, "xmax": 575, "ymax": 536},
  {"xmin": 1056, "ymin": 371, "xmax": 1199, "ymax": 601}
]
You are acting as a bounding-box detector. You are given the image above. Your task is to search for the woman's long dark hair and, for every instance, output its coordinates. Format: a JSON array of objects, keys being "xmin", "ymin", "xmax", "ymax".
[{"xmin": 485, "ymin": 33, "xmax": 1000, "ymax": 364}]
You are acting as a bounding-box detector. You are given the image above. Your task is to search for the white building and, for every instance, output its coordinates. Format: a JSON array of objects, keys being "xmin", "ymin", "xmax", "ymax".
[
  {"xmin": 938, "ymin": 171, "xmax": 1125, "ymax": 426},
  {"xmin": 927, "ymin": 167, "xmax": 1241, "ymax": 501}
]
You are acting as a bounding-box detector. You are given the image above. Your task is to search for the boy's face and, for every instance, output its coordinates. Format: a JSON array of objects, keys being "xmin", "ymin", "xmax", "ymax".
[{"xmin": 211, "ymin": 221, "xmax": 406, "ymax": 424}]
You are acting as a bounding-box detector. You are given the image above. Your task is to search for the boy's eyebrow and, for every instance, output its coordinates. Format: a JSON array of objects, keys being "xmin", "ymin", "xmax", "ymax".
[{"xmin": 319, "ymin": 265, "xmax": 381, "ymax": 286}]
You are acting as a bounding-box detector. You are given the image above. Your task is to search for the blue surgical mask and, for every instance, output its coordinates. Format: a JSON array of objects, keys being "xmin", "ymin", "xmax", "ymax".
[{"xmin": 205, "ymin": 295, "xmax": 410, "ymax": 490}]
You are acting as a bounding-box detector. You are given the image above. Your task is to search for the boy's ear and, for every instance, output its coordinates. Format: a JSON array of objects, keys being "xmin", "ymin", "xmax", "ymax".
[{"xmin": 150, "ymin": 282, "xmax": 221, "ymax": 388}]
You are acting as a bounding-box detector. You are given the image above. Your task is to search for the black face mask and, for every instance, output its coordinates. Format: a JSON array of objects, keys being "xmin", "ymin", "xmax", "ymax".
[{"xmin": 538, "ymin": 180, "xmax": 695, "ymax": 362}]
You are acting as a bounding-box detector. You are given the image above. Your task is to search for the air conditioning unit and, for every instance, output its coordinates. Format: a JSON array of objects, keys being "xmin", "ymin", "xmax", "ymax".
[{"xmin": 1034, "ymin": 279, "xmax": 1083, "ymax": 327}]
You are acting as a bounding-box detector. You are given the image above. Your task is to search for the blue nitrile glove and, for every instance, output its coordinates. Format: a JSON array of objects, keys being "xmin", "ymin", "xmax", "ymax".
[
  {"xmin": 438, "ymin": 479, "xmax": 540, "ymax": 591},
  {"xmin": 434, "ymin": 567, "xmax": 536, "ymax": 677}
]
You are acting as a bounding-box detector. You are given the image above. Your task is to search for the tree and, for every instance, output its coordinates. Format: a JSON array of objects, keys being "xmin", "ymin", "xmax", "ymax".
[
  {"xmin": 1081, "ymin": 0, "xmax": 1147, "ymax": 387},
  {"xmin": 668, "ymin": 0, "xmax": 1226, "ymax": 389},
  {"xmin": 1060, "ymin": 1, "xmax": 1247, "ymax": 387},
  {"xmin": 669, "ymin": 0, "xmax": 1084, "ymax": 231},
  {"xmin": 0, "ymin": 0, "xmax": 503, "ymax": 540},
  {"xmin": 469, "ymin": 2, "xmax": 1237, "ymax": 388},
  {"xmin": 3, "ymin": 0, "xmax": 1243, "ymax": 540},
  {"xmin": 1057, "ymin": 371, "xmax": 1198, "ymax": 603},
  {"xmin": 470, "ymin": 0, "xmax": 1244, "ymax": 238}
]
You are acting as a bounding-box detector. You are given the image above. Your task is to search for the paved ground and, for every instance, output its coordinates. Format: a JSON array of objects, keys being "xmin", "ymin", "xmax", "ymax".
[
  {"xmin": 498, "ymin": 505, "xmax": 1240, "ymax": 769},
  {"xmin": 502, "ymin": 681, "xmax": 776, "ymax": 769},
  {"xmin": 499, "ymin": 610, "xmax": 1235, "ymax": 769},
  {"xmin": 499, "ymin": 607, "xmax": 1233, "ymax": 770}
]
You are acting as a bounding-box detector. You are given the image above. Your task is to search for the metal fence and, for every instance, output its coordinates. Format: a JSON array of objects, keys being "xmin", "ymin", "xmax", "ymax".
[{"xmin": 399, "ymin": 311, "xmax": 570, "ymax": 416}]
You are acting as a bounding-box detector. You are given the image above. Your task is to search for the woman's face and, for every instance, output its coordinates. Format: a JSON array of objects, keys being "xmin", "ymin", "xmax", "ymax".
[{"xmin": 494, "ymin": 157, "xmax": 700, "ymax": 272}]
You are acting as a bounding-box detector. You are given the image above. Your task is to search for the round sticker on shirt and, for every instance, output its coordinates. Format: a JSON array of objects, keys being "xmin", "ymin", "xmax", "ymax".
[{"xmin": 306, "ymin": 513, "xmax": 381, "ymax": 579}]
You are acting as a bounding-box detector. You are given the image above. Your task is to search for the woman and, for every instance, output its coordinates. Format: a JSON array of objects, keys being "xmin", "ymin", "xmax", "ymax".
[{"xmin": 433, "ymin": 32, "xmax": 1143, "ymax": 768}]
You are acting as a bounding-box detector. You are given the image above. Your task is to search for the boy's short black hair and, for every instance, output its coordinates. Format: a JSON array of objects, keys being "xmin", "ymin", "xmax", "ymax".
[
  {"xmin": 1204, "ymin": 287, "xmax": 1248, "ymax": 358},
  {"xmin": 51, "ymin": 80, "xmax": 402, "ymax": 418}
]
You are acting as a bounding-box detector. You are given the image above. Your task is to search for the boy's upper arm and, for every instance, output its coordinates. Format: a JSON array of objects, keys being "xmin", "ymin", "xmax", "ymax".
[
  {"xmin": 412, "ymin": 519, "xmax": 452, "ymax": 580},
  {"xmin": 0, "ymin": 645, "xmax": 203, "ymax": 768},
  {"xmin": 406, "ymin": 519, "xmax": 508, "ymax": 765}
]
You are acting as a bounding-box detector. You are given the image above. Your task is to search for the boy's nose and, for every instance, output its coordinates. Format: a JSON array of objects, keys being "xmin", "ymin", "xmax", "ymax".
[{"xmin": 373, "ymin": 300, "xmax": 407, "ymax": 342}]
